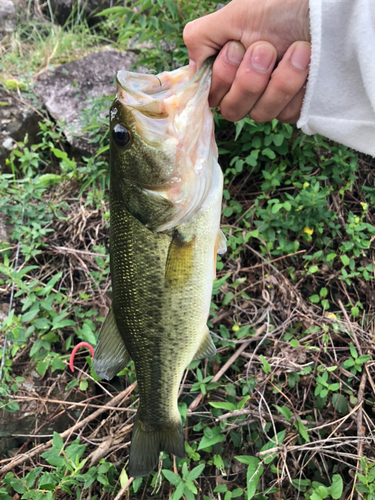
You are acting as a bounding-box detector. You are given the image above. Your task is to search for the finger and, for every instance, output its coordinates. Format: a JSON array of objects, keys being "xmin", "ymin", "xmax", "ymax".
[
  {"xmin": 276, "ymin": 86, "xmax": 306, "ymax": 123},
  {"xmin": 209, "ymin": 41, "xmax": 246, "ymax": 108},
  {"xmin": 249, "ymin": 41, "xmax": 311, "ymax": 123},
  {"xmin": 183, "ymin": 3, "xmax": 241, "ymax": 73},
  {"xmin": 219, "ymin": 42, "xmax": 277, "ymax": 122}
]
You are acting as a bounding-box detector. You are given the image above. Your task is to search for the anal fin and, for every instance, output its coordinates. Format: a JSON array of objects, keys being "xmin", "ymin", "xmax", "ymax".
[
  {"xmin": 93, "ymin": 307, "xmax": 130, "ymax": 381},
  {"xmin": 192, "ymin": 327, "xmax": 217, "ymax": 361}
]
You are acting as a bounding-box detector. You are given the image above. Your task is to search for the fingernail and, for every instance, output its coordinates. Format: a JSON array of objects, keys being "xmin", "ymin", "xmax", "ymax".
[
  {"xmin": 291, "ymin": 43, "xmax": 310, "ymax": 70},
  {"xmin": 227, "ymin": 41, "xmax": 245, "ymax": 65},
  {"xmin": 250, "ymin": 45, "xmax": 274, "ymax": 73},
  {"xmin": 188, "ymin": 60, "xmax": 197, "ymax": 78}
]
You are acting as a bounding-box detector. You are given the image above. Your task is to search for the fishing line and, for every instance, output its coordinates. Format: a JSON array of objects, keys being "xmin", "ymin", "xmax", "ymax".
[{"xmin": 0, "ymin": 205, "xmax": 25, "ymax": 382}]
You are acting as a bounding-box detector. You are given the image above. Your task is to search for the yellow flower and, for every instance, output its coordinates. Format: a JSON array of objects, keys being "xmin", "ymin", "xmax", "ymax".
[
  {"xmin": 303, "ymin": 227, "xmax": 314, "ymax": 235},
  {"xmin": 303, "ymin": 182, "xmax": 310, "ymax": 189},
  {"xmin": 360, "ymin": 202, "xmax": 368, "ymax": 211},
  {"xmin": 326, "ymin": 313, "xmax": 337, "ymax": 320},
  {"xmin": 232, "ymin": 324, "xmax": 240, "ymax": 332}
]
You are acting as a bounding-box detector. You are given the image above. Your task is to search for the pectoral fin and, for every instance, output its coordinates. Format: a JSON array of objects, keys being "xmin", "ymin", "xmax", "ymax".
[
  {"xmin": 217, "ymin": 229, "xmax": 227, "ymax": 254},
  {"xmin": 165, "ymin": 231, "xmax": 195, "ymax": 287},
  {"xmin": 192, "ymin": 327, "xmax": 217, "ymax": 361},
  {"xmin": 214, "ymin": 229, "xmax": 227, "ymax": 277},
  {"xmin": 93, "ymin": 307, "xmax": 131, "ymax": 381}
]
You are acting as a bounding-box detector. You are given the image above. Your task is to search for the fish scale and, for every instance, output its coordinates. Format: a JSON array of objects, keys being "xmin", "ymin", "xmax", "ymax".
[{"xmin": 93, "ymin": 59, "xmax": 225, "ymax": 477}]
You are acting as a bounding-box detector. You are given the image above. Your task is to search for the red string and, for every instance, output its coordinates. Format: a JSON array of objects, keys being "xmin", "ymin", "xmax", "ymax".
[{"xmin": 69, "ymin": 342, "xmax": 95, "ymax": 372}]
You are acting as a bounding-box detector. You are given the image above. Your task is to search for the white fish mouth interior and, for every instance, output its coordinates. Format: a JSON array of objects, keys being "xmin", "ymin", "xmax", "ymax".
[{"xmin": 116, "ymin": 62, "xmax": 218, "ymax": 230}]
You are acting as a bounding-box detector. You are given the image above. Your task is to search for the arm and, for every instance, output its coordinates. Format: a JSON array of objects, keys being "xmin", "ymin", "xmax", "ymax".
[{"xmin": 298, "ymin": 0, "xmax": 375, "ymax": 156}]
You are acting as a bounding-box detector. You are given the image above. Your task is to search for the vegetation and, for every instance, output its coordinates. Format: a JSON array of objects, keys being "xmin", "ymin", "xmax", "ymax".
[{"xmin": 1, "ymin": 1, "xmax": 375, "ymax": 499}]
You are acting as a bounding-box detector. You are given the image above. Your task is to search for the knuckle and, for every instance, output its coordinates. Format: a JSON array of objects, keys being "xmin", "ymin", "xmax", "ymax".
[
  {"xmin": 220, "ymin": 106, "xmax": 243, "ymax": 123},
  {"xmin": 249, "ymin": 109, "xmax": 272, "ymax": 123},
  {"xmin": 277, "ymin": 107, "xmax": 298, "ymax": 124},
  {"xmin": 270, "ymin": 74, "xmax": 296, "ymax": 99},
  {"xmin": 183, "ymin": 21, "xmax": 198, "ymax": 45},
  {"xmin": 237, "ymin": 78, "xmax": 265, "ymax": 98}
]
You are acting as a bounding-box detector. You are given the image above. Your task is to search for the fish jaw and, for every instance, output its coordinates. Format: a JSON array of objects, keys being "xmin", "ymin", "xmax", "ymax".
[{"xmin": 113, "ymin": 59, "xmax": 218, "ymax": 231}]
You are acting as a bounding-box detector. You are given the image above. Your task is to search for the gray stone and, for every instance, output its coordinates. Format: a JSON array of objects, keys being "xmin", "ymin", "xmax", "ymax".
[
  {"xmin": 34, "ymin": 50, "xmax": 137, "ymax": 154},
  {"xmin": 0, "ymin": 89, "xmax": 41, "ymax": 169},
  {"xmin": 0, "ymin": 0, "xmax": 16, "ymax": 39},
  {"xmin": 46, "ymin": 0, "xmax": 112, "ymax": 26}
]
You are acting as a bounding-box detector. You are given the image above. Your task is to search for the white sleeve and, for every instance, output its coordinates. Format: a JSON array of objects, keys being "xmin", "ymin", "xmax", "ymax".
[{"xmin": 297, "ymin": 0, "xmax": 375, "ymax": 156}]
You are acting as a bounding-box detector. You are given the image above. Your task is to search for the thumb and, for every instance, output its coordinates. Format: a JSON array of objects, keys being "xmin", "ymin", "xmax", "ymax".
[{"xmin": 183, "ymin": 6, "xmax": 241, "ymax": 73}]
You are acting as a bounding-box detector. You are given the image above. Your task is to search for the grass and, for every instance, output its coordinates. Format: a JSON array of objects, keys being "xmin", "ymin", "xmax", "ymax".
[{"xmin": 1, "ymin": 1, "xmax": 375, "ymax": 499}]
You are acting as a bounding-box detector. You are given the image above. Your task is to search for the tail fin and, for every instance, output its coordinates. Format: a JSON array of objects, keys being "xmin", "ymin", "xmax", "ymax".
[{"xmin": 128, "ymin": 414, "xmax": 184, "ymax": 478}]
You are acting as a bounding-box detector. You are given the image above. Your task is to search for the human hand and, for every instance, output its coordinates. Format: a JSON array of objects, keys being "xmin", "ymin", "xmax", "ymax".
[{"xmin": 183, "ymin": 0, "xmax": 311, "ymax": 123}]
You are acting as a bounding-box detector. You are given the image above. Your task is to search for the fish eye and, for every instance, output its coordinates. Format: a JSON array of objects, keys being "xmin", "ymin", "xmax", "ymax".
[{"xmin": 113, "ymin": 124, "xmax": 131, "ymax": 147}]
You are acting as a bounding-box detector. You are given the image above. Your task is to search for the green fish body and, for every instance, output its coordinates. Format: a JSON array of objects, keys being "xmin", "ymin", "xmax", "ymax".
[{"xmin": 93, "ymin": 60, "xmax": 225, "ymax": 477}]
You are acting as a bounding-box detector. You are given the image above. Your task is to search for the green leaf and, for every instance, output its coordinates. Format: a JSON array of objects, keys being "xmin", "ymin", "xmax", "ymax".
[
  {"xmin": 214, "ymin": 485, "xmax": 228, "ymax": 493},
  {"xmin": 357, "ymin": 355, "xmax": 371, "ymax": 364},
  {"xmin": 162, "ymin": 470, "xmax": 181, "ymax": 487},
  {"xmin": 274, "ymin": 405, "xmax": 293, "ymax": 421},
  {"xmin": 273, "ymin": 134, "xmax": 284, "ymax": 147},
  {"xmin": 52, "ymin": 431, "xmax": 64, "ymax": 453},
  {"xmin": 295, "ymin": 419, "xmax": 310, "ymax": 442},
  {"xmin": 262, "ymin": 148, "xmax": 276, "ymax": 159},
  {"xmin": 222, "ymin": 292, "xmax": 234, "ymax": 306},
  {"xmin": 259, "ymin": 354, "xmax": 271, "ymax": 374},
  {"xmin": 244, "ymin": 457, "xmax": 263, "ymax": 499},
  {"xmin": 198, "ymin": 427, "xmax": 225, "ymax": 450},
  {"xmin": 341, "ymin": 255, "xmax": 350, "ymax": 266},
  {"xmin": 119, "ymin": 468, "xmax": 128, "ymax": 488},
  {"xmin": 186, "ymin": 463, "xmax": 205, "ymax": 481},
  {"xmin": 231, "ymin": 488, "xmax": 243, "ymax": 498},
  {"xmin": 40, "ymin": 451, "xmax": 66, "ymax": 468},
  {"xmin": 260, "ymin": 430, "xmax": 286, "ymax": 464},
  {"xmin": 349, "ymin": 343, "xmax": 358, "ymax": 359},
  {"xmin": 37, "ymin": 174, "xmax": 62, "ymax": 186},
  {"xmin": 326, "ymin": 253, "xmax": 336, "ymax": 262},
  {"xmin": 37, "ymin": 272, "xmax": 62, "ymax": 296},
  {"xmin": 132, "ymin": 477, "xmax": 143, "ymax": 493},
  {"xmin": 309, "ymin": 295, "xmax": 320, "ymax": 304},
  {"xmin": 80, "ymin": 379, "xmax": 89, "ymax": 391},
  {"xmin": 37, "ymin": 361, "xmax": 49, "ymax": 376},
  {"xmin": 237, "ymin": 396, "xmax": 250, "ymax": 410},
  {"xmin": 52, "ymin": 320, "xmax": 75, "ymax": 331},
  {"xmin": 51, "ymin": 357, "xmax": 66, "ymax": 372},
  {"xmin": 171, "ymin": 481, "xmax": 185, "ymax": 500},
  {"xmin": 209, "ymin": 401, "xmax": 236, "ymax": 411},
  {"xmin": 21, "ymin": 309, "xmax": 39, "ymax": 323},
  {"xmin": 351, "ymin": 306, "xmax": 359, "ymax": 317}
]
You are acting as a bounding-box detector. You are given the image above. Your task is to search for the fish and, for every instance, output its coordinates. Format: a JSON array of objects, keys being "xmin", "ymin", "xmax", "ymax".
[{"xmin": 93, "ymin": 58, "xmax": 226, "ymax": 478}]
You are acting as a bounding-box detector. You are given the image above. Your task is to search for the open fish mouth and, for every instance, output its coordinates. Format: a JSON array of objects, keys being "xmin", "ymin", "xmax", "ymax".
[{"xmin": 114, "ymin": 59, "xmax": 218, "ymax": 231}]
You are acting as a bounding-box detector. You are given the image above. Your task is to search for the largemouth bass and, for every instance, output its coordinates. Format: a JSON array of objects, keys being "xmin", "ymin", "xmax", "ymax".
[{"xmin": 93, "ymin": 59, "xmax": 226, "ymax": 478}]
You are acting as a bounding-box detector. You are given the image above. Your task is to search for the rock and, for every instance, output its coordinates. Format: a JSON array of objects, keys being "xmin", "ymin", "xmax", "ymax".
[
  {"xmin": 46, "ymin": 0, "xmax": 112, "ymax": 26},
  {"xmin": 0, "ymin": 89, "xmax": 41, "ymax": 169},
  {"xmin": 34, "ymin": 50, "xmax": 137, "ymax": 155},
  {"xmin": 0, "ymin": 0, "xmax": 16, "ymax": 39}
]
